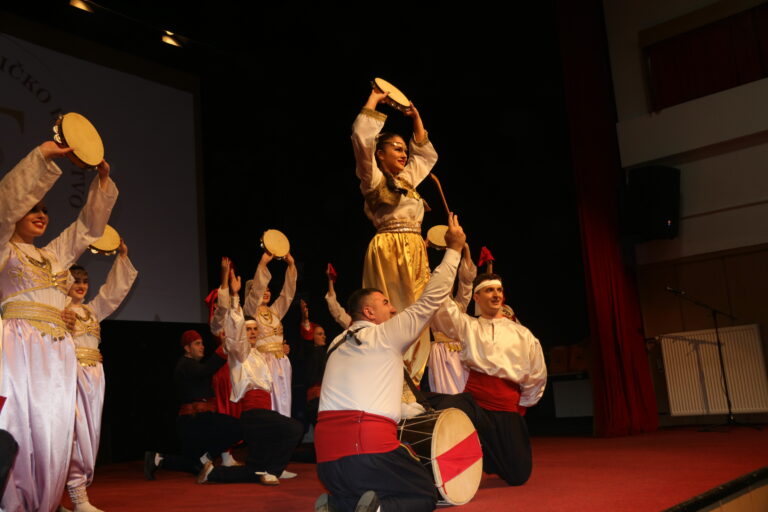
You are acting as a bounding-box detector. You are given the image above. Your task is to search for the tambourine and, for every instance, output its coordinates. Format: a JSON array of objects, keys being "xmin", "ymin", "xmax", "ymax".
[
  {"xmin": 89, "ymin": 225, "xmax": 120, "ymax": 256},
  {"xmin": 426, "ymin": 225, "xmax": 448, "ymax": 250},
  {"xmin": 52, "ymin": 112, "xmax": 104, "ymax": 169},
  {"xmin": 372, "ymin": 77, "xmax": 412, "ymax": 112},
  {"xmin": 261, "ymin": 229, "xmax": 290, "ymax": 259}
]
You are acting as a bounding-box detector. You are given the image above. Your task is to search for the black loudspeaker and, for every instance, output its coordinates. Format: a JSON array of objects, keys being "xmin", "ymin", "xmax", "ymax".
[{"xmin": 621, "ymin": 166, "xmax": 680, "ymax": 242}]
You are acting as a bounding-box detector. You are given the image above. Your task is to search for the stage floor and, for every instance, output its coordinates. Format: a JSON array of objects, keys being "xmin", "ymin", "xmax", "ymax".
[{"xmin": 77, "ymin": 426, "xmax": 767, "ymax": 511}]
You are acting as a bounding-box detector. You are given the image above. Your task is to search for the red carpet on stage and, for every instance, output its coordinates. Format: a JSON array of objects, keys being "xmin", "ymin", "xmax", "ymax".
[{"xmin": 74, "ymin": 427, "xmax": 767, "ymax": 511}]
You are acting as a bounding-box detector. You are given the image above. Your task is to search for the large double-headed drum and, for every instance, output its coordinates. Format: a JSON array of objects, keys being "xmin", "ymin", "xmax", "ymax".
[{"xmin": 398, "ymin": 408, "xmax": 483, "ymax": 505}]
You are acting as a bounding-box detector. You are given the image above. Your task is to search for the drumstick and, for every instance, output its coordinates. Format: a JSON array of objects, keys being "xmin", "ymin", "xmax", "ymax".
[{"xmin": 429, "ymin": 173, "xmax": 450, "ymax": 217}]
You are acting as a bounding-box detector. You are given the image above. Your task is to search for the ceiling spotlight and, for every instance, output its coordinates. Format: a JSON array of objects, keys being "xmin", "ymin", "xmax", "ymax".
[
  {"xmin": 162, "ymin": 30, "xmax": 181, "ymax": 47},
  {"xmin": 69, "ymin": 0, "xmax": 94, "ymax": 12}
]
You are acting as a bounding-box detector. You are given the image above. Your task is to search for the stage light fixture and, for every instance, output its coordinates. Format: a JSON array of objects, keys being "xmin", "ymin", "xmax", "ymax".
[
  {"xmin": 69, "ymin": 0, "xmax": 94, "ymax": 12},
  {"xmin": 161, "ymin": 30, "xmax": 181, "ymax": 47}
]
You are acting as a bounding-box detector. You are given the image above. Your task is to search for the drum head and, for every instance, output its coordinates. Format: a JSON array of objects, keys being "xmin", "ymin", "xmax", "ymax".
[
  {"xmin": 262, "ymin": 229, "xmax": 290, "ymax": 258},
  {"xmin": 60, "ymin": 113, "xmax": 104, "ymax": 167},
  {"xmin": 426, "ymin": 225, "xmax": 448, "ymax": 250},
  {"xmin": 432, "ymin": 408, "xmax": 483, "ymax": 505},
  {"xmin": 89, "ymin": 225, "xmax": 120, "ymax": 254},
  {"xmin": 373, "ymin": 77, "xmax": 411, "ymax": 109}
]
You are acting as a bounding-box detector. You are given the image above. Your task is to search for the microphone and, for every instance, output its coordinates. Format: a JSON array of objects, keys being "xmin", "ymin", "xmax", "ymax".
[{"xmin": 665, "ymin": 285, "xmax": 685, "ymax": 296}]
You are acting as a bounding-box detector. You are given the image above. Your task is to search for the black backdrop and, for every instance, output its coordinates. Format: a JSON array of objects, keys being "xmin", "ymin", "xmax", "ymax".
[{"xmin": 3, "ymin": 2, "xmax": 591, "ymax": 460}]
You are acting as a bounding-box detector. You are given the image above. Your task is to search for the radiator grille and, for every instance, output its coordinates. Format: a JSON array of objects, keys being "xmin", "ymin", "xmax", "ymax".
[{"xmin": 659, "ymin": 324, "xmax": 768, "ymax": 416}]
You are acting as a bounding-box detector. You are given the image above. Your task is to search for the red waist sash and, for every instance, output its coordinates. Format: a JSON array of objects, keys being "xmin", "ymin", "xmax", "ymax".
[
  {"xmin": 464, "ymin": 369, "xmax": 526, "ymax": 414},
  {"xmin": 315, "ymin": 410, "xmax": 399, "ymax": 463},
  {"xmin": 241, "ymin": 389, "xmax": 271, "ymax": 411}
]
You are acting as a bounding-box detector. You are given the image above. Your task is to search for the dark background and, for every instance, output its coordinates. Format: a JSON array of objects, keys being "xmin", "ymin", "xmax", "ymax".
[{"xmin": 2, "ymin": 1, "xmax": 591, "ymax": 460}]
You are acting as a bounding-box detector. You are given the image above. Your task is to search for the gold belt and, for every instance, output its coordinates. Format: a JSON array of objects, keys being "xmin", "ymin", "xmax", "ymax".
[
  {"xmin": 75, "ymin": 347, "xmax": 102, "ymax": 367},
  {"xmin": 1, "ymin": 301, "xmax": 68, "ymax": 341},
  {"xmin": 376, "ymin": 219, "xmax": 422, "ymax": 234},
  {"xmin": 256, "ymin": 325, "xmax": 283, "ymax": 341},
  {"xmin": 257, "ymin": 341, "xmax": 286, "ymax": 358},
  {"xmin": 433, "ymin": 331, "xmax": 463, "ymax": 352}
]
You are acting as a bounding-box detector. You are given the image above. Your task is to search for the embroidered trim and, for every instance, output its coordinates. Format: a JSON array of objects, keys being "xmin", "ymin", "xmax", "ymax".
[
  {"xmin": 376, "ymin": 219, "xmax": 422, "ymax": 234},
  {"xmin": 1, "ymin": 301, "xmax": 68, "ymax": 340},
  {"xmin": 67, "ymin": 484, "xmax": 88, "ymax": 504},
  {"xmin": 72, "ymin": 305, "xmax": 101, "ymax": 340},
  {"xmin": 360, "ymin": 107, "xmax": 387, "ymax": 122},
  {"xmin": 412, "ymin": 131, "xmax": 430, "ymax": 147}
]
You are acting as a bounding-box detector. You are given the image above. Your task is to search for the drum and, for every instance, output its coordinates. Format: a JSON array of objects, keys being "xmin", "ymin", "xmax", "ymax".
[
  {"xmin": 52, "ymin": 113, "xmax": 104, "ymax": 169},
  {"xmin": 426, "ymin": 225, "xmax": 448, "ymax": 250},
  {"xmin": 89, "ymin": 225, "xmax": 120, "ymax": 255},
  {"xmin": 260, "ymin": 229, "xmax": 290, "ymax": 259},
  {"xmin": 372, "ymin": 77, "xmax": 412, "ymax": 112},
  {"xmin": 398, "ymin": 408, "xmax": 482, "ymax": 505}
]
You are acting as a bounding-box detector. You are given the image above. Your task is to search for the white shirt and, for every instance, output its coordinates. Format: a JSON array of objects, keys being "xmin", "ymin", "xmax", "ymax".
[
  {"xmin": 319, "ymin": 248, "xmax": 461, "ymax": 423},
  {"xmin": 433, "ymin": 300, "xmax": 547, "ymax": 407},
  {"xmin": 222, "ymin": 297, "xmax": 273, "ymax": 403}
]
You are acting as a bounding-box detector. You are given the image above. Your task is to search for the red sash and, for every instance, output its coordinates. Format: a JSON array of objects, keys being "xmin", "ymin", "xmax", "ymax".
[
  {"xmin": 315, "ymin": 410, "xmax": 399, "ymax": 463},
  {"xmin": 464, "ymin": 369, "xmax": 527, "ymax": 414},
  {"xmin": 241, "ymin": 389, "xmax": 271, "ymax": 411}
]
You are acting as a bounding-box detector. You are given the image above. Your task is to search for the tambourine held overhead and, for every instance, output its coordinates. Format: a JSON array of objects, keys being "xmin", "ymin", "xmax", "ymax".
[
  {"xmin": 426, "ymin": 225, "xmax": 449, "ymax": 251},
  {"xmin": 261, "ymin": 229, "xmax": 290, "ymax": 259},
  {"xmin": 52, "ymin": 112, "xmax": 104, "ymax": 169},
  {"xmin": 89, "ymin": 225, "xmax": 120, "ymax": 256},
  {"xmin": 372, "ymin": 77, "xmax": 412, "ymax": 112}
]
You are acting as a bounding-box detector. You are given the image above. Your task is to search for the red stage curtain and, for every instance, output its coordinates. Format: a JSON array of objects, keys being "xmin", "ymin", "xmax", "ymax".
[{"xmin": 556, "ymin": 0, "xmax": 659, "ymax": 436}]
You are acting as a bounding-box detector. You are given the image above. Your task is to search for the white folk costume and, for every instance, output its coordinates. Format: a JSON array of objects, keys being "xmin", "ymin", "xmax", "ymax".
[
  {"xmin": 66, "ymin": 254, "xmax": 137, "ymax": 504},
  {"xmin": 204, "ymin": 296, "xmax": 302, "ymax": 483},
  {"xmin": 0, "ymin": 148, "xmax": 117, "ymax": 512},
  {"xmin": 315, "ymin": 248, "xmax": 460, "ymax": 512},
  {"xmin": 324, "ymin": 290, "xmax": 351, "ymax": 329},
  {"xmin": 353, "ymin": 108, "xmax": 437, "ymax": 387},
  {"xmin": 427, "ymin": 256, "xmax": 476, "ymax": 394},
  {"xmin": 243, "ymin": 263, "xmax": 297, "ymax": 417},
  {"xmin": 433, "ymin": 294, "xmax": 547, "ymax": 485}
]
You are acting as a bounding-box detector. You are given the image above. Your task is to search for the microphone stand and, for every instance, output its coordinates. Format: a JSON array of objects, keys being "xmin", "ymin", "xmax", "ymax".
[{"xmin": 664, "ymin": 287, "xmax": 758, "ymax": 432}]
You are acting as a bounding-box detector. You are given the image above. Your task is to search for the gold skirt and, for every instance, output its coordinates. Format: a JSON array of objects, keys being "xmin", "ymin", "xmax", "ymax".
[{"xmin": 363, "ymin": 231, "xmax": 431, "ymax": 392}]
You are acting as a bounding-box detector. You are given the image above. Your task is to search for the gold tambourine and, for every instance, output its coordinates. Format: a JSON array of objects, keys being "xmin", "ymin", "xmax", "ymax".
[
  {"xmin": 89, "ymin": 225, "xmax": 120, "ymax": 256},
  {"xmin": 372, "ymin": 77, "xmax": 412, "ymax": 112},
  {"xmin": 260, "ymin": 229, "xmax": 290, "ymax": 259},
  {"xmin": 52, "ymin": 112, "xmax": 105, "ymax": 169},
  {"xmin": 426, "ymin": 225, "xmax": 448, "ymax": 250}
]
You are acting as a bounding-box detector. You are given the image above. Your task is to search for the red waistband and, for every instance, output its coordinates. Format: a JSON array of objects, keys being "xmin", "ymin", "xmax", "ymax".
[
  {"xmin": 241, "ymin": 389, "xmax": 271, "ymax": 411},
  {"xmin": 465, "ymin": 369, "xmax": 526, "ymax": 414},
  {"xmin": 315, "ymin": 410, "xmax": 399, "ymax": 463}
]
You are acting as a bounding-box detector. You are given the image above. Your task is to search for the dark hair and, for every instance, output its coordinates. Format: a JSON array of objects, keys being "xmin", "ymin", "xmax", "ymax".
[
  {"xmin": 472, "ymin": 273, "xmax": 503, "ymax": 292},
  {"xmin": 374, "ymin": 132, "xmax": 406, "ymax": 170},
  {"xmin": 346, "ymin": 288, "xmax": 383, "ymax": 321},
  {"xmin": 69, "ymin": 264, "xmax": 88, "ymax": 279}
]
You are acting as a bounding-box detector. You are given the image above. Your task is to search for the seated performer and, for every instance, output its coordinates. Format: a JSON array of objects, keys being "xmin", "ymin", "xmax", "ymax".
[
  {"xmin": 147, "ymin": 330, "xmax": 243, "ymax": 479},
  {"xmin": 63, "ymin": 241, "xmax": 138, "ymax": 512},
  {"xmin": 201, "ymin": 269, "xmax": 302, "ymax": 485},
  {"xmin": 314, "ymin": 213, "xmax": 465, "ymax": 512},
  {"xmin": 427, "ymin": 243, "xmax": 476, "ymax": 394},
  {"xmin": 432, "ymin": 273, "xmax": 547, "ymax": 486},
  {"xmin": 244, "ymin": 252, "xmax": 296, "ymax": 417}
]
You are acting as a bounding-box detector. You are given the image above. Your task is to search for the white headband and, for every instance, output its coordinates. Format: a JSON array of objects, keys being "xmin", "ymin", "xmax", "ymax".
[{"xmin": 474, "ymin": 279, "xmax": 502, "ymax": 293}]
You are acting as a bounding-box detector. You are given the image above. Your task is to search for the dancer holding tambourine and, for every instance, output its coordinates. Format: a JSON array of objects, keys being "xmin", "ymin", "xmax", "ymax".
[{"xmin": 353, "ymin": 80, "xmax": 437, "ymax": 394}]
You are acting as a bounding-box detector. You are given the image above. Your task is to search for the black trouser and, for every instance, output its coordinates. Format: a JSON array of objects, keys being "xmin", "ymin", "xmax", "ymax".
[
  {"xmin": 426, "ymin": 392, "xmax": 532, "ymax": 486},
  {"xmin": 174, "ymin": 411, "xmax": 242, "ymax": 472},
  {"xmin": 317, "ymin": 447, "xmax": 437, "ymax": 512},
  {"xmin": 208, "ymin": 408, "xmax": 303, "ymax": 482},
  {"xmin": 0, "ymin": 429, "xmax": 18, "ymax": 496}
]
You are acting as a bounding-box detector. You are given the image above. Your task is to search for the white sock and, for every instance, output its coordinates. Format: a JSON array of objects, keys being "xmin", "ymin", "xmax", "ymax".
[
  {"xmin": 154, "ymin": 453, "xmax": 163, "ymax": 466},
  {"xmin": 221, "ymin": 451, "xmax": 236, "ymax": 466},
  {"xmin": 199, "ymin": 453, "xmax": 212, "ymax": 465}
]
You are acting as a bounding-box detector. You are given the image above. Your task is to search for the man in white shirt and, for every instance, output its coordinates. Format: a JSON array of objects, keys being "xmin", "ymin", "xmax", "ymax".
[{"xmin": 314, "ymin": 214, "xmax": 466, "ymax": 512}]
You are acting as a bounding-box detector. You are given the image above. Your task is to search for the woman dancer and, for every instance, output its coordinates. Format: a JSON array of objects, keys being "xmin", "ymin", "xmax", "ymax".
[
  {"xmin": 352, "ymin": 86, "xmax": 437, "ymax": 384},
  {"xmin": 243, "ymin": 252, "xmax": 296, "ymax": 417},
  {"xmin": 63, "ymin": 240, "xmax": 137, "ymax": 512},
  {"xmin": 0, "ymin": 142, "xmax": 117, "ymax": 512}
]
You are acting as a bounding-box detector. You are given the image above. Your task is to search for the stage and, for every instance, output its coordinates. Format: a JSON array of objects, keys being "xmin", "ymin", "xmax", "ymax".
[{"xmin": 71, "ymin": 426, "xmax": 767, "ymax": 511}]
